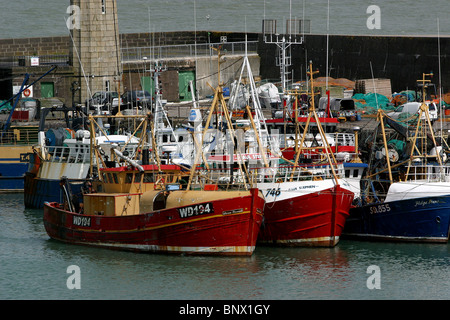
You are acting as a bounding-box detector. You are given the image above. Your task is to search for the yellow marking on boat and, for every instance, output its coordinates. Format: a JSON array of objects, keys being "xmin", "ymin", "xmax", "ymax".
[{"xmin": 0, "ymin": 145, "xmax": 32, "ymax": 163}]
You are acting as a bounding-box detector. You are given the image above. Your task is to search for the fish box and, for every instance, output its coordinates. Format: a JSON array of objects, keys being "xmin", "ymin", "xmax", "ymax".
[{"xmin": 84, "ymin": 193, "xmax": 141, "ymax": 216}]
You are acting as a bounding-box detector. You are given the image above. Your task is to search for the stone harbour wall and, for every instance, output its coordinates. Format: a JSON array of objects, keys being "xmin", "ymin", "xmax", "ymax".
[{"xmin": 0, "ymin": 31, "xmax": 448, "ymax": 102}]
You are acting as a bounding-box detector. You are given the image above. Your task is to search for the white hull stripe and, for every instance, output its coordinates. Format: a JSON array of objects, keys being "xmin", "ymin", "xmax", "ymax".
[
  {"xmin": 60, "ymin": 240, "xmax": 255, "ymax": 254},
  {"xmin": 259, "ymin": 236, "xmax": 339, "ymax": 244}
]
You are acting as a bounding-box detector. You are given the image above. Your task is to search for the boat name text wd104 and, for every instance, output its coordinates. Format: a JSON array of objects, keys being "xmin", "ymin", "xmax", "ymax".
[
  {"xmin": 73, "ymin": 215, "xmax": 91, "ymax": 227},
  {"xmin": 177, "ymin": 203, "xmax": 214, "ymax": 218}
]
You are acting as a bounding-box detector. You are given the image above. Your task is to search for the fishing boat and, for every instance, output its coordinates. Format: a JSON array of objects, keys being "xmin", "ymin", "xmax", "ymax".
[
  {"xmin": 345, "ymin": 155, "xmax": 450, "ymax": 242},
  {"xmin": 24, "ymin": 106, "xmax": 141, "ymax": 208},
  {"xmin": 209, "ymin": 53, "xmax": 357, "ymax": 247},
  {"xmin": 204, "ymin": 42, "xmax": 358, "ymax": 246},
  {"xmin": 205, "ymin": 118, "xmax": 356, "ymax": 247},
  {"xmin": 0, "ymin": 125, "xmax": 36, "ymax": 192},
  {"xmin": 343, "ymin": 73, "xmax": 450, "ymax": 242},
  {"xmin": 43, "ymin": 166, "xmax": 264, "ymax": 255},
  {"xmin": 263, "ymin": 91, "xmax": 367, "ymax": 202},
  {"xmin": 345, "ymin": 185, "xmax": 450, "ymax": 243},
  {"xmin": 0, "ymin": 67, "xmax": 56, "ymax": 192},
  {"xmin": 253, "ymin": 63, "xmax": 355, "ymax": 247},
  {"xmin": 43, "ymin": 83, "xmax": 265, "ymax": 256}
]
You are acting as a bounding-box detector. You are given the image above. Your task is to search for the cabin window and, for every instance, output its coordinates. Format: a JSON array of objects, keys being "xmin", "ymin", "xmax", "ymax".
[
  {"xmin": 107, "ymin": 173, "xmax": 114, "ymax": 183},
  {"xmin": 113, "ymin": 173, "xmax": 119, "ymax": 184},
  {"xmin": 102, "ymin": 173, "xmax": 108, "ymax": 182},
  {"xmin": 143, "ymin": 173, "xmax": 154, "ymax": 183},
  {"xmin": 353, "ymin": 170, "xmax": 359, "ymax": 178},
  {"xmin": 286, "ymin": 126, "xmax": 295, "ymax": 134},
  {"xmin": 167, "ymin": 174, "xmax": 177, "ymax": 183},
  {"xmin": 325, "ymin": 126, "xmax": 333, "ymax": 133},
  {"xmin": 345, "ymin": 170, "xmax": 350, "ymax": 178},
  {"xmin": 134, "ymin": 172, "xmax": 142, "ymax": 183},
  {"xmin": 126, "ymin": 173, "xmax": 133, "ymax": 183}
]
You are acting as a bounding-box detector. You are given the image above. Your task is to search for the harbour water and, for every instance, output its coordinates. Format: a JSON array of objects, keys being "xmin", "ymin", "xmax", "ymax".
[
  {"xmin": 1, "ymin": 193, "xmax": 449, "ymax": 301},
  {"xmin": 1, "ymin": 0, "xmax": 450, "ymax": 305},
  {"xmin": 0, "ymin": 0, "xmax": 449, "ymax": 40}
]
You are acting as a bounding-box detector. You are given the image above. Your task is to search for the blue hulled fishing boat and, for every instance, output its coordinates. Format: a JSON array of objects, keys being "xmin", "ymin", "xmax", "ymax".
[
  {"xmin": 344, "ymin": 184, "xmax": 450, "ymax": 242},
  {"xmin": 343, "ymin": 73, "xmax": 450, "ymax": 243}
]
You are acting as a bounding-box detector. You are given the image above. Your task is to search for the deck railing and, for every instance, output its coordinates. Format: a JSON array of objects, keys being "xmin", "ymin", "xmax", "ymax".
[
  {"xmin": 405, "ymin": 164, "xmax": 450, "ymax": 182},
  {"xmin": 0, "ymin": 128, "xmax": 39, "ymax": 145},
  {"xmin": 41, "ymin": 144, "xmax": 141, "ymax": 165},
  {"xmin": 0, "ymin": 40, "xmax": 259, "ymax": 67},
  {"xmin": 44, "ymin": 145, "xmax": 91, "ymax": 164},
  {"xmin": 192, "ymin": 162, "xmax": 347, "ymax": 190},
  {"xmin": 121, "ymin": 41, "xmax": 258, "ymax": 62}
]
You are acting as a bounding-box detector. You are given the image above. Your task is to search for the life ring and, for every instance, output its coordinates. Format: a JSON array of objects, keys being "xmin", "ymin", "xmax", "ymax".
[{"xmin": 23, "ymin": 89, "xmax": 31, "ymax": 97}]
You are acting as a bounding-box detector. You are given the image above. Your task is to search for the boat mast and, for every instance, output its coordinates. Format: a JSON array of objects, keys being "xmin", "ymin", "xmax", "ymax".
[
  {"xmin": 146, "ymin": 59, "xmax": 177, "ymax": 164},
  {"xmin": 377, "ymin": 109, "xmax": 394, "ymax": 184},
  {"xmin": 404, "ymin": 73, "xmax": 443, "ymax": 179},
  {"xmin": 229, "ymin": 32, "xmax": 271, "ymax": 168},
  {"xmin": 187, "ymin": 46, "xmax": 251, "ymax": 190},
  {"xmin": 291, "ymin": 61, "xmax": 340, "ymax": 185}
]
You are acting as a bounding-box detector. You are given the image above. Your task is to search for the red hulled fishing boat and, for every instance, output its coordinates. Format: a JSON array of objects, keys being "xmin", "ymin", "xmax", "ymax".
[
  {"xmin": 257, "ymin": 177, "xmax": 354, "ymax": 247},
  {"xmin": 43, "ymin": 113, "xmax": 265, "ymax": 256},
  {"xmin": 254, "ymin": 62, "xmax": 356, "ymax": 247},
  {"xmin": 43, "ymin": 164, "xmax": 265, "ymax": 256}
]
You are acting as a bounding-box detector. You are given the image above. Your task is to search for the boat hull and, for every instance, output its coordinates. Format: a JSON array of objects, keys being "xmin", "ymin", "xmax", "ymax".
[
  {"xmin": 43, "ymin": 189, "xmax": 265, "ymax": 256},
  {"xmin": 0, "ymin": 163, "xmax": 27, "ymax": 191},
  {"xmin": 257, "ymin": 184, "xmax": 354, "ymax": 247},
  {"xmin": 343, "ymin": 196, "xmax": 450, "ymax": 243},
  {"xmin": 0, "ymin": 145, "xmax": 32, "ymax": 191},
  {"xmin": 24, "ymin": 151, "xmax": 89, "ymax": 208},
  {"xmin": 24, "ymin": 172, "xmax": 84, "ymax": 209}
]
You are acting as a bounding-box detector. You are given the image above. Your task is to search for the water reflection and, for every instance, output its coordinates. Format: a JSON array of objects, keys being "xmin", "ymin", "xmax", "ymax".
[{"xmin": 1, "ymin": 194, "xmax": 449, "ymax": 300}]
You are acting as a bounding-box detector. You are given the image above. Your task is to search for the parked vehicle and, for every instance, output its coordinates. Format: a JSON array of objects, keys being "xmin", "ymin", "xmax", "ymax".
[
  {"xmin": 387, "ymin": 101, "xmax": 438, "ymax": 122},
  {"xmin": 319, "ymin": 97, "xmax": 358, "ymax": 121},
  {"xmin": 85, "ymin": 91, "xmax": 119, "ymax": 111},
  {"xmin": 121, "ymin": 90, "xmax": 152, "ymax": 109}
]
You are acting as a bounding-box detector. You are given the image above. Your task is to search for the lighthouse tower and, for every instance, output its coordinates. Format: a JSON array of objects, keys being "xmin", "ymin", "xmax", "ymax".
[{"xmin": 70, "ymin": 0, "xmax": 122, "ymax": 103}]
